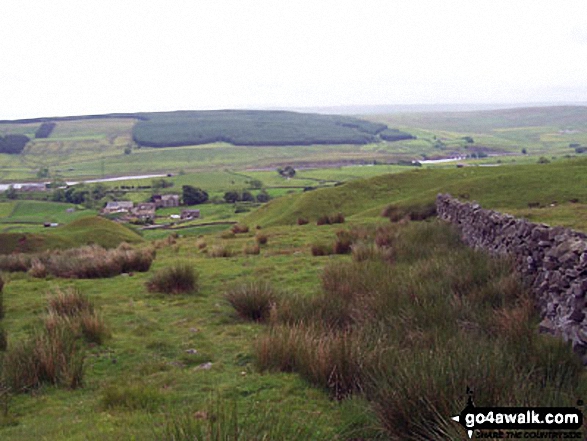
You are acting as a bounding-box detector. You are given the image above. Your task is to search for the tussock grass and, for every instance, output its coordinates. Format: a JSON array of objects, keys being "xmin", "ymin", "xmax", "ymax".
[
  {"xmin": 0, "ymin": 286, "xmax": 109, "ymax": 393},
  {"xmin": 1, "ymin": 322, "xmax": 85, "ymax": 392},
  {"xmin": 47, "ymin": 287, "xmax": 94, "ymax": 317},
  {"xmin": 254, "ymin": 221, "xmax": 586, "ymax": 439},
  {"xmin": 311, "ymin": 242, "xmax": 333, "ymax": 256},
  {"xmin": 224, "ymin": 281, "xmax": 277, "ymax": 322},
  {"xmin": 220, "ymin": 231, "xmax": 236, "ymax": 239},
  {"xmin": 0, "ymin": 245, "xmax": 154, "ymax": 279},
  {"xmin": 333, "ymin": 230, "xmax": 352, "ymax": 254},
  {"xmin": 242, "ymin": 243, "xmax": 260, "ymax": 255},
  {"xmin": 146, "ymin": 262, "xmax": 199, "ymax": 295},
  {"xmin": 381, "ymin": 203, "xmax": 437, "ymax": 222},
  {"xmin": 44, "ymin": 287, "xmax": 110, "ymax": 345},
  {"xmin": 351, "ymin": 242, "xmax": 393, "ymax": 262},
  {"xmin": 100, "ymin": 383, "xmax": 164, "ymax": 412},
  {"xmin": 157, "ymin": 397, "xmax": 318, "ymax": 440},
  {"xmin": 0, "ymin": 326, "xmax": 6, "ymax": 352},
  {"xmin": 230, "ymin": 223, "xmax": 249, "ymax": 234},
  {"xmin": 0, "ymin": 274, "xmax": 4, "ymax": 320},
  {"xmin": 255, "ymin": 232, "xmax": 268, "ymax": 245},
  {"xmin": 208, "ymin": 244, "xmax": 234, "ymax": 258},
  {"xmin": 317, "ymin": 213, "xmax": 345, "ymax": 226}
]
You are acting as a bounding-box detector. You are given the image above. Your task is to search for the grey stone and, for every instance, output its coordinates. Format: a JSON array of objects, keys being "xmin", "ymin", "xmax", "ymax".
[{"xmin": 194, "ymin": 362, "xmax": 213, "ymax": 370}]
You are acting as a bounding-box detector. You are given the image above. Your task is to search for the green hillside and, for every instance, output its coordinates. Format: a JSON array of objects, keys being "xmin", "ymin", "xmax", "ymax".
[{"xmin": 245, "ymin": 157, "xmax": 587, "ymax": 230}]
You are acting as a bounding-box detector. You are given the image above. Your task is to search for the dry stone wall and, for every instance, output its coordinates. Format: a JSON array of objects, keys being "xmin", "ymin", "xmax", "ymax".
[{"xmin": 436, "ymin": 193, "xmax": 587, "ymax": 363}]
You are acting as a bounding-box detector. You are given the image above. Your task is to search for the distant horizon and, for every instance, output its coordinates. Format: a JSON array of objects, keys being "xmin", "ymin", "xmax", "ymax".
[{"xmin": 2, "ymin": 101, "xmax": 587, "ymax": 122}]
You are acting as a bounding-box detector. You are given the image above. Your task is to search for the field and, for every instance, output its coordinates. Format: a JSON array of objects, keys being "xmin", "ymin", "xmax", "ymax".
[
  {"xmin": 1, "ymin": 107, "xmax": 587, "ymax": 440},
  {"xmin": 0, "ymin": 106, "xmax": 585, "ymax": 183}
]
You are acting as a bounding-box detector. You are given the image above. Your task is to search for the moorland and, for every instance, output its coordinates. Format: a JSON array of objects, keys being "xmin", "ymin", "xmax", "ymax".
[{"xmin": 0, "ymin": 106, "xmax": 586, "ymax": 440}]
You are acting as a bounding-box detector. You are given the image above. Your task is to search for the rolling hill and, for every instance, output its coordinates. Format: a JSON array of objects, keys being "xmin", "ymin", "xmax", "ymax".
[{"xmin": 245, "ymin": 156, "xmax": 587, "ymax": 231}]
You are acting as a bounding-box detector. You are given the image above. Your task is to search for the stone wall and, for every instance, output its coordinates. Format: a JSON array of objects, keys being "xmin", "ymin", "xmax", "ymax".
[{"xmin": 436, "ymin": 193, "xmax": 587, "ymax": 363}]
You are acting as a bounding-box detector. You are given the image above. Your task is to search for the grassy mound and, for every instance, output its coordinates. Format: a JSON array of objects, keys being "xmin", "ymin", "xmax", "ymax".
[
  {"xmin": 55, "ymin": 216, "xmax": 143, "ymax": 248},
  {"xmin": 0, "ymin": 217, "xmax": 143, "ymax": 254}
]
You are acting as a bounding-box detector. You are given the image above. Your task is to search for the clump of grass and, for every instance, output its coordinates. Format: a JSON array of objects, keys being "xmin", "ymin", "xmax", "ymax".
[
  {"xmin": 351, "ymin": 243, "xmax": 393, "ymax": 262},
  {"xmin": 224, "ymin": 281, "xmax": 278, "ymax": 322},
  {"xmin": 146, "ymin": 262, "xmax": 199, "ymax": 295},
  {"xmin": 316, "ymin": 215, "xmax": 330, "ymax": 226},
  {"xmin": 255, "ymin": 232, "xmax": 268, "ymax": 245},
  {"xmin": 317, "ymin": 213, "xmax": 345, "ymax": 226},
  {"xmin": 231, "ymin": 223, "xmax": 249, "ymax": 234},
  {"xmin": 0, "ymin": 275, "xmax": 4, "ymax": 320},
  {"xmin": 333, "ymin": 230, "xmax": 352, "ymax": 254},
  {"xmin": 28, "ymin": 259, "xmax": 47, "ymax": 278},
  {"xmin": 374, "ymin": 224, "xmax": 397, "ymax": 248},
  {"xmin": 195, "ymin": 238, "xmax": 207, "ymax": 250},
  {"xmin": 208, "ymin": 244, "xmax": 234, "ymax": 258},
  {"xmin": 0, "ymin": 254, "xmax": 31, "ymax": 273},
  {"xmin": 381, "ymin": 203, "xmax": 437, "ymax": 222},
  {"xmin": 242, "ymin": 243, "xmax": 260, "ymax": 255},
  {"xmin": 2, "ymin": 322, "xmax": 85, "ymax": 392},
  {"xmin": 311, "ymin": 242, "xmax": 334, "ymax": 256},
  {"xmin": 220, "ymin": 230, "xmax": 235, "ymax": 239},
  {"xmin": 45, "ymin": 287, "xmax": 109, "ymax": 345},
  {"xmin": 0, "ymin": 245, "xmax": 153, "ymax": 279},
  {"xmin": 156, "ymin": 398, "xmax": 318, "ymax": 441},
  {"xmin": 255, "ymin": 324, "xmax": 364, "ymax": 399},
  {"xmin": 329, "ymin": 212, "xmax": 345, "ymax": 224},
  {"xmin": 0, "ymin": 326, "xmax": 7, "ymax": 351},
  {"xmin": 100, "ymin": 383, "xmax": 164, "ymax": 412},
  {"xmin": 47, "ymin": 287, "xmax": 94, "ymax": 317}
]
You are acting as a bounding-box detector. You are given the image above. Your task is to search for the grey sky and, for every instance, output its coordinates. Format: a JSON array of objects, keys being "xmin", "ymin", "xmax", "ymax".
[{"xmin": 1, "ymin": 0, "xmax": 586, "ymax": 119}]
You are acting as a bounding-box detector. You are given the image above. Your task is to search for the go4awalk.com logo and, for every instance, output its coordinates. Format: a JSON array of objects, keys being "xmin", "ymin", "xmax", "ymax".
[{"xmin": 451, "ymin": 388, "xmax": 584, "ymax": 439}]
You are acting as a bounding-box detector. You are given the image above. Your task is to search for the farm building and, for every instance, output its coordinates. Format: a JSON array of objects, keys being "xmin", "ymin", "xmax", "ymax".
[
  {"xmin": 103, "ymin": 201, "xmax": 134, "ymax": 214},
  {"xmin": 132, "ymin": 202, "xmax": 157, "ymax": 221},
  {"xmin": 181, "ymin": 209, "xmax": 200, "ymax": 220},
  {"xmin": 153, "ymin": 194, "xmax": 180, "ymax": 208}
]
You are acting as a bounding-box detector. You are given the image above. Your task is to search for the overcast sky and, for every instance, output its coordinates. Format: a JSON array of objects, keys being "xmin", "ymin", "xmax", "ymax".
[{"xmin": 1, "ymin": 0, "xmax": 586, "ymax": 119}]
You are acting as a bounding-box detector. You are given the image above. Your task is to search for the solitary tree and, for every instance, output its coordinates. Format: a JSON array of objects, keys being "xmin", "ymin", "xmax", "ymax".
[
  {"xmin": 224, "ymin": 191, "xmax": 240, "ymax": 203},
  {"xmin": 277, "ymin": 166, "xmax": 296, "ymax": 178}
]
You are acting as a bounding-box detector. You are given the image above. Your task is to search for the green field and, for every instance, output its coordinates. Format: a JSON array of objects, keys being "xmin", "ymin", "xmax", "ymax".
[{"xmin": 1, "ymin": 106, "xmax": 585, "ymax": 183}]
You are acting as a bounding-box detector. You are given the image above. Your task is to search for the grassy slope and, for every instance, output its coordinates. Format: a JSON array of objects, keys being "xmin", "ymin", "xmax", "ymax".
[{"xmin": 245, "ymin": 157, "xmax": 587, "ymax": 230}]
